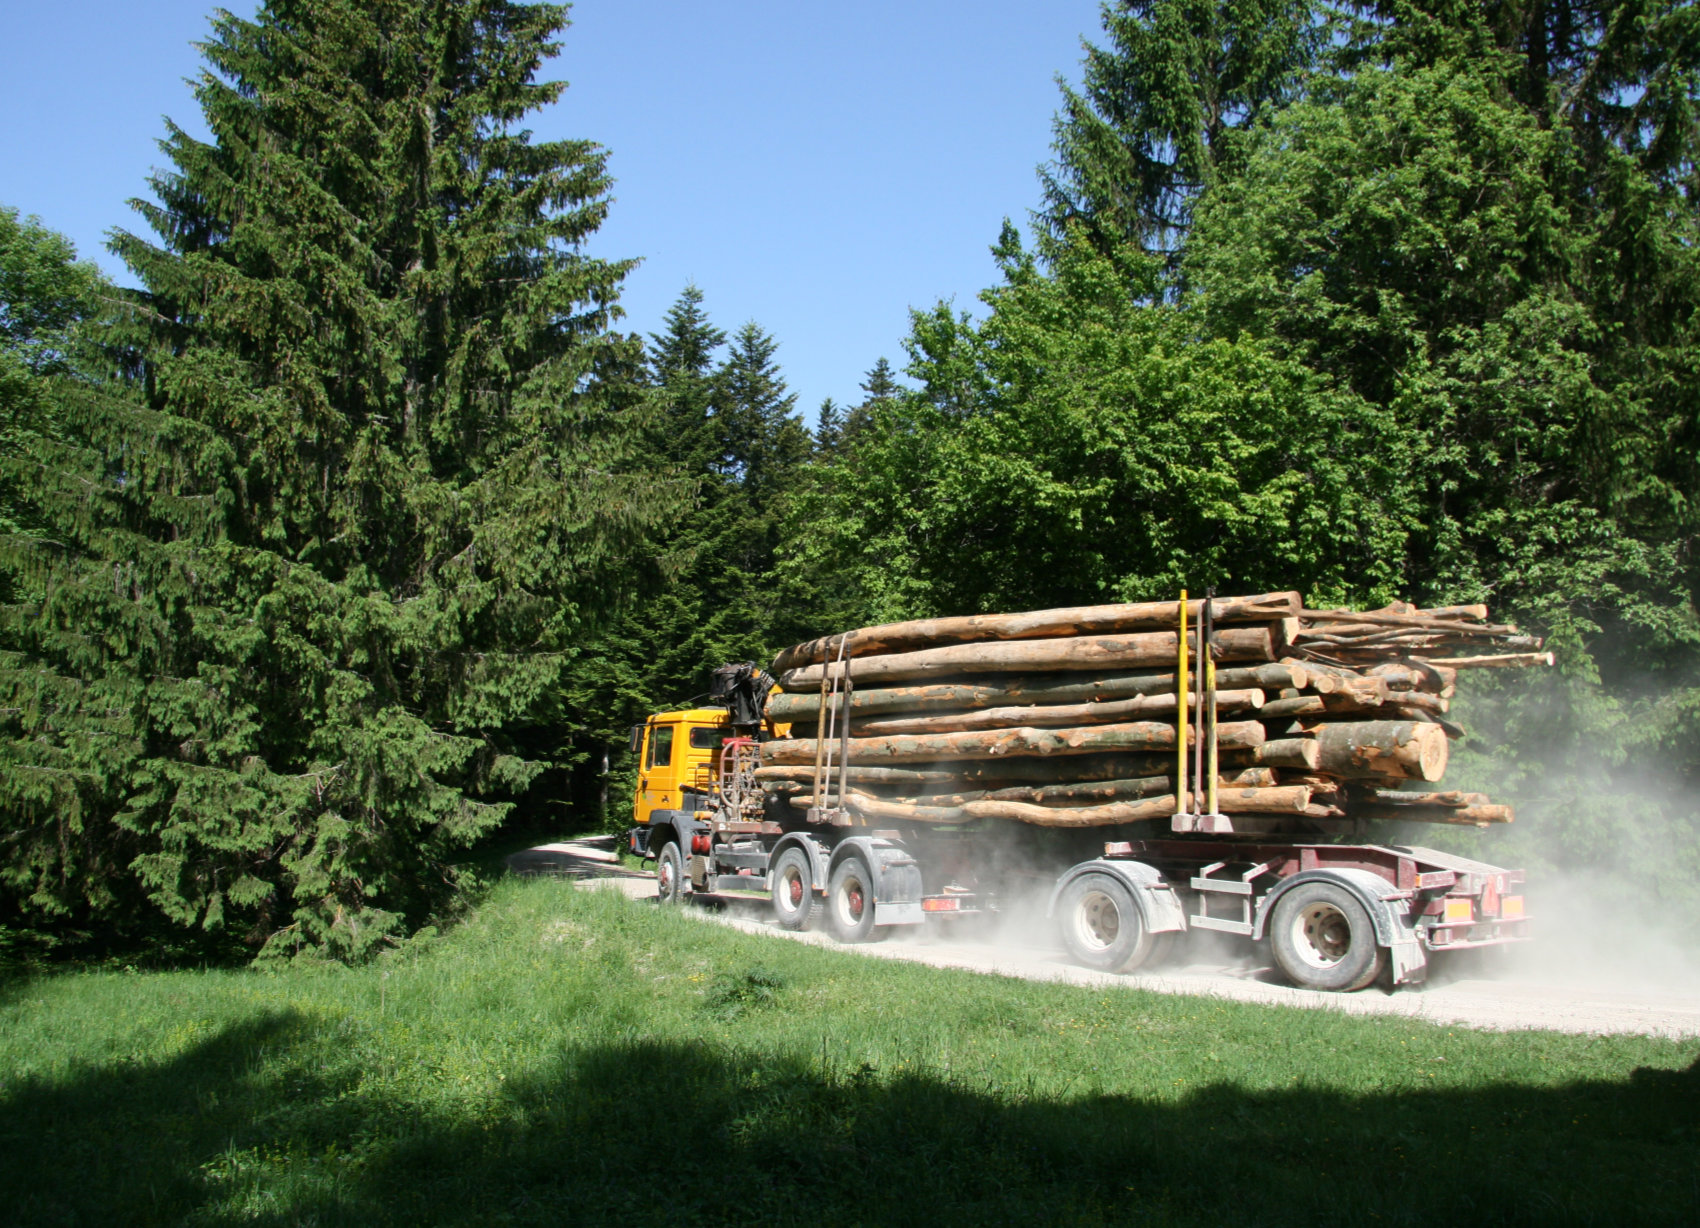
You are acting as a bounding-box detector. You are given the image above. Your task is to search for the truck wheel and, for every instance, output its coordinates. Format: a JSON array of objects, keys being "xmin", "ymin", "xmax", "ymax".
[
  {"xmin": 1058, "ymin": 872, "xmax": 1155, "ymax": 973},
  {"xmin": 827, "ymin": 854, "xmax": 883, "ymax": 944},
  {"xmin": 655, "ymin": 841, "xmax": 684, "ymax": 905},
  {"xmin": 1268, "ymin": 882, "xmax": 1387, "ymax": 992},
  {"xmin": 770, "ymin": 847, "xmax": 815, "ymax": 930}
]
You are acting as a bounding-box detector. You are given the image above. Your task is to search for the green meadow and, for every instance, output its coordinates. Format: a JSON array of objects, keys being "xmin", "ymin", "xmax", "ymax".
[{"xmin": 2, "ymin": 877, "xmax": 1695, "ymax": 1226}]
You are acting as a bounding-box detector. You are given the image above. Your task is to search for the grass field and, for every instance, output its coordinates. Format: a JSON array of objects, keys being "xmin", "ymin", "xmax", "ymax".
[{"xmin": 1, "ymin": 878, "xmax": 1695, "ymax": 1226}]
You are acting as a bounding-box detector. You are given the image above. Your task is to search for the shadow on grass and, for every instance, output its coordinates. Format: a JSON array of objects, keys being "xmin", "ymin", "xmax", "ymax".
[{"xmin": 2, "ymin": 1021, "xmax": 1695, "ymax": 1227}]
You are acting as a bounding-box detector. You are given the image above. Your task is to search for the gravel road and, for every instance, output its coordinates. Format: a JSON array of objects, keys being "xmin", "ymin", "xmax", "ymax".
[{"xmin": 530, "ymin": 842, "xmax": 1700, "ymax": 1039}]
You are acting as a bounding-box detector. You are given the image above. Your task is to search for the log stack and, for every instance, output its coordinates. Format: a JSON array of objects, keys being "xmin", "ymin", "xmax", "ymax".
[{"xmin": 758, "ymin": 593, "xmax": 1547, "ymax": 833}]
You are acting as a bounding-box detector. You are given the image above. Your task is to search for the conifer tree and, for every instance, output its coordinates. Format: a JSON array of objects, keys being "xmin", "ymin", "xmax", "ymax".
[
  {"xmin": 1040, "ymin": 0, "xmax": 1326, "ymax": 265},
  {"xmin": 713, "ymin": 322, "xmax": 807, "ymax": 500},
  {"xmin": 813, "ymin": 398, "xmax": 845, "ymax": 454},
  {"xmin": 0, "ymin": 1, "xmax": 676, "ymax": 957},
  {"xmin": 844, "ymin": 356, "xmax": 902, "ymax": 442}
]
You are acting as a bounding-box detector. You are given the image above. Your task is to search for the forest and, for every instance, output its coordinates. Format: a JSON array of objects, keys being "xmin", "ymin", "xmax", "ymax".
[{"xmin": 2, "ymin": 0, "xmax": 1696, "ymax": 963}]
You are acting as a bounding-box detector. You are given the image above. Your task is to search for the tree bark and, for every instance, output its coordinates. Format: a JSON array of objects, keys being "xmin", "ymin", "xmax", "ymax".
[
  {"xmin": 1246, "ymin": 739, "xmax": 1322, "ymax": 770},
  {"xmin": 1414, "ymin": 652, "xmax": 1554, "ymax": 670},
  {"xmin": 1354, "ymin": 803, "xmax": 1513, "ymax": 825},
  {"xmin": 766, "ymin": 663, "xmax": 1304, "ymax": 721},
  {"xmin": 779, "ymin": 625, "xmax": 1280, "ymax": 689},
  {"xmin": 850, "ymin": 688, "xmax": 1264, "ymax": 735},
  {"xmin": 1312, "ymin": 721, "xmax": 1448, "ymax": 781},
  {"xmin": 762, "ymin": 720, "xmax": 1266, "ymax": 766},
  {"xmin": 770, "ymin": 592, "xmax": 1301, "ymax": 672}
]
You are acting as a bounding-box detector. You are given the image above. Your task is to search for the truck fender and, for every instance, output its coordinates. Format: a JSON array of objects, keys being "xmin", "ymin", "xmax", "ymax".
[
  {"xmin": 1252, "ymin": 867, "xmax": 1427, "ymax": 985},
  {"xmin": 829, "ymin": 836, "xmax": 925, "ymax": 926},
  {"xmin": 768, "ymin": 833, "xmax": 831, "ymax": 893},
  {"xmin": 643, "ymin": 810, "xmax": 710, "ymax": 892},
  {"xmin": 1046, "ymin": 860, "xmax": 1188, "ymax": 935}
]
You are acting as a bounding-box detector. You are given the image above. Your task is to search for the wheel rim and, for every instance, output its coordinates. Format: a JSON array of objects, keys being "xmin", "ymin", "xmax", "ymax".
[
  {"xmin": 1073, "ymin": 889, "xmax": 1121, "ymax": 952},
  {"xmin": 657, "ymin": 857, "xmax": 675, "ymax": 897},
  {"xmin": 1290, "ymin": 902, "xmax": 1352, "ymax": 968},
  {"xmin": 786, "ymin": 871, "xmax": 804, "ymax": 908},
  {"xmin": 835, "ymin": 874, "xmax": 867, "ymax": 927}
]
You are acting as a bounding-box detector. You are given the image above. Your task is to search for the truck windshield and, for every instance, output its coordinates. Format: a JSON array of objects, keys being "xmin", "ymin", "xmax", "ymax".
[{"xmin": 646, "ymin": 725, "xmax": 673, "ymax": 768}]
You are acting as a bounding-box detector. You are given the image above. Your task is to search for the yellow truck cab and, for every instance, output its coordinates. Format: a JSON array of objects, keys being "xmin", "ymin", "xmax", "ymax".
[{"xmin": 630, "ymin": 708, "xmax": 731, "ymax": 829}]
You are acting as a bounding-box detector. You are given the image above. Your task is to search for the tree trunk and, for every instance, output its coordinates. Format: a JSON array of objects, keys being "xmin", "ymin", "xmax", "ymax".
[
  {"xmin": 1311, "ymin": 721, "xmax": 1448, "ymax": 781},
  {"xmin": 770, "ymin": 592, "xmax": 1301, "ymax": 671},
  {"xmin": 779, "ymin": 625, "xmax": 1281, "ymax": 689},
  {"xmin": 1246, "ymin": 739, "xmax": 1322, "ymax": 770},
  {"xmin": 766, "ymin": 663, "xmax": 1304, "ymax": 722},
  {"xmin": 762, "ymin": 720, "xmax": 1265, "ymax": 766},
  {"xmin": 1354, "ymin": 803, "xmax": 1513, "ymax": 825},
  {"xmin": 850, "ymin": 689, "xmax": 1264, "ymax": 735}
]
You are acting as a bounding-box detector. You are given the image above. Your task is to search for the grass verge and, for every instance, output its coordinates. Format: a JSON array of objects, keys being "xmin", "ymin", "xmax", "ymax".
[{"xmin": 1, "ymin": 877, "xmax": 1695, "ymax": 1226}]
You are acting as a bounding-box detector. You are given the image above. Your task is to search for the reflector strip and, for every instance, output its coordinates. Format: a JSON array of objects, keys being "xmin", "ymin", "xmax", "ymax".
[
  {"xmin": 1443, "ymin": 897, "xmax": 1475, "ymax": 924},
  {"xmin": 1500, "ymin": 895, "xmax": 1525, "ymax": 919},
  {"xmin": 921, "ymin": 897, "xmax": 962, "ymax": 912}
]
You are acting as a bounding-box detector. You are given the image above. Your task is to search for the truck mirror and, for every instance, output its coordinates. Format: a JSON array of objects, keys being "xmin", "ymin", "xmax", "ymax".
[{"xmin": 629, "ymin": 724, "xmax": 644, "ymax": 755}]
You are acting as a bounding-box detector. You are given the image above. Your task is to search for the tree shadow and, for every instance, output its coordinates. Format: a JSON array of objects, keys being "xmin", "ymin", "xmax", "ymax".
[{"xmin": 2, "ymin": 1020, "xmax": 1695, "ymax": 1227}]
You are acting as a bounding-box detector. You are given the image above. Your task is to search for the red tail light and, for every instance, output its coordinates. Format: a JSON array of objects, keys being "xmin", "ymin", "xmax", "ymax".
[{"xmin": 690, "ymin": 833, "xmax": 712, "ymax": 855}]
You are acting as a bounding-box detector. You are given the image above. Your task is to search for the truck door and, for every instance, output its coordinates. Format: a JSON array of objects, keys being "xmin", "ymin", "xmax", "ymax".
[{"xmin": 634, "ymin": 720, "xmax": 679, "ymax": 829}]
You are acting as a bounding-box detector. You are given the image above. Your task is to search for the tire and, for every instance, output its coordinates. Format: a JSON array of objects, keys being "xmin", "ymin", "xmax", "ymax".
[
  {"xmin": 770, "ymin": 847, "xmax": 816, "ymax": 931},
  {"xmin": 827, "ymin": 854, "xmax": 882, "ymax": 943},
  {"xmin": 654, "ymin": 841, "xmax": 685, "ymax": 905},
  {"xmin": 1268, "ymin": 881, "xmax": 1387, "ymax": 992},
  {"xmin": 1057, "ymin": 872, "xmax": 1156, "ymax": 973}
]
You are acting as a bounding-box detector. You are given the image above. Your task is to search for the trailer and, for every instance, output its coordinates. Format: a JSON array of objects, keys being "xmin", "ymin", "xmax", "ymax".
[{"xmin": 625, "ymin": 661, "xmax": 1529, "ymax": 992}]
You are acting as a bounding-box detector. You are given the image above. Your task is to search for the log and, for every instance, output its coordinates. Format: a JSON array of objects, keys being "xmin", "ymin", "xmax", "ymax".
[
  {"xmin": 1363, "ymin": 662, "xmax": 1450, "ymax": 694},
  {"xmin": 1312, "ymin": 721, "xmax": 1449, "ymax": 781},
  {"xmin": 787, "ymin": 792, "xmax": 970, "ymax": 824},
  {"xmin": 756, "ymin": 753, "xmax": 1184, "ymax": 788},
  {"xmin": 761, "ymin": 720, "xmax": 1267, "ymax": 766},
  {"xmin": 962, "ymin": 784, "xmax": 1314, "ymax": 826},
  {"xmin": 770, "ymin": 592, "xmax": 1302, "ymax": 671},
  {"xmin": 827, "ymin": 769, "xmax": 1277, "ymax": 809},
  {"xmin": 779, "ymin": 625, "xmax": 1280, "ymax": 688},
  {"xmin": 850, "ymin": 689, "xmax": 1264, "ymax": 735},
  {"xmin": 1279, "ymin": 772, "xmax": 1344, "ymax": 798},
  {"xmin": 1366, "ymin": 789, "xmax": 1490, "ymax": 807},
  {"xmin": 1300, "ymin": 610, "xmax": 1517, "ymax": 635},
  {"xmin": 1247, "ymin": 738, "xmax": 1322, "ymax": 770},
  {"xmin": 1414, "ymin": 652, "xmax": 1555, "ymax": 670},
  {"xmin": 766, "ymin": 664, "xmax": 1304, "ymax": 721},
  {"xmin": 752, "ymin": 765, "xmax": 958, "ymax": 786},
  {"xmin": 1353, "ymin": 803, "xmax": 1513, "ymax": 825},
  {"xmin": 1386, "ymin": 693, "xmax": 1450, "ymax": 716},
  {"xmin": 945, "ymin": 753, "xmax": 1180, "ymax": 784}
]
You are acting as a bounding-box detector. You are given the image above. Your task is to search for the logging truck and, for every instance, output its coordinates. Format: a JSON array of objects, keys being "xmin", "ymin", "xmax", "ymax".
[
  {"xmin": 625, "ymin": 631, "xmax": 1531, "ymax": 994},
  {"xmin": 632, "ymin": 680, "xmax": 1536, "ymax": 986}
]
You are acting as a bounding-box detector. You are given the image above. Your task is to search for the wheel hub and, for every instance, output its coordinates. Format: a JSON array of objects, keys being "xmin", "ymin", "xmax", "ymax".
[
  {"xmin": 1076, "ymin": 890, "xmax": 1121, "ymax": 950},
  {"xmin": 1294, "ymin": 902, "xmax": 1351, "ymax": 967}
]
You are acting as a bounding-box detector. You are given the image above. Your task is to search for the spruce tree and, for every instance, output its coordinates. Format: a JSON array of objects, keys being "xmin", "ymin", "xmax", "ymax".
[
  {"xmin": 0, "ymin": 1, "xmax": 676, "ymax": 957},
  {"xmin": 1040, "ymin": 0, "xmax": 1326, "ymax": 265},
  {"xmin": 813, "ymin": 398, "xmax": 845, "ymax": 454},
  {"xmin": 844, "ymin": 356, "xmax": 902, "ymax": 443}
]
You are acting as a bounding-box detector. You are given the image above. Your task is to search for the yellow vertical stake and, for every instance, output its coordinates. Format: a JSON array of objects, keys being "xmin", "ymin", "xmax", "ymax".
[
  {"xmin": 1206, "ymin": 653, "xmax": 1219, "ymax": 815},
  {"xmin": 1176, "ymin": 589, "xmax": 1189, "ymax": 815}
]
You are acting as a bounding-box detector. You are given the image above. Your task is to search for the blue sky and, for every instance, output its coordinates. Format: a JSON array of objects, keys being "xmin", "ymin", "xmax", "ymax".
[{"xmin": 1, "ymin": 0, "xmax": 1104, "ymax": 417}]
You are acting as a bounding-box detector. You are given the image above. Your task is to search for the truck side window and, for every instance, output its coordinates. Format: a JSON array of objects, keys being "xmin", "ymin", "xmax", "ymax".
[
  {"xmin": 689, "ymin": 727, "xmax": 724, "ymax": 749},
  {"xmin": 646, "ymin": 725, "xmax": 673, "ymax": 769}
]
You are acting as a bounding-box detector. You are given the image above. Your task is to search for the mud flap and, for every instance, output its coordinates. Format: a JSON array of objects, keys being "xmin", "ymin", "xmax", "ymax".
[{"xmin": 1388, "ymin": 937, "xmax": 1428, "ymax": 986}]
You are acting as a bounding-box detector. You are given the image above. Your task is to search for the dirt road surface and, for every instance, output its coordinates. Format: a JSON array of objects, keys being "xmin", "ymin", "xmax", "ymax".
[{"xmin": 520, "ymin": 842, "xmax": 1700, "ymax": 1039}]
